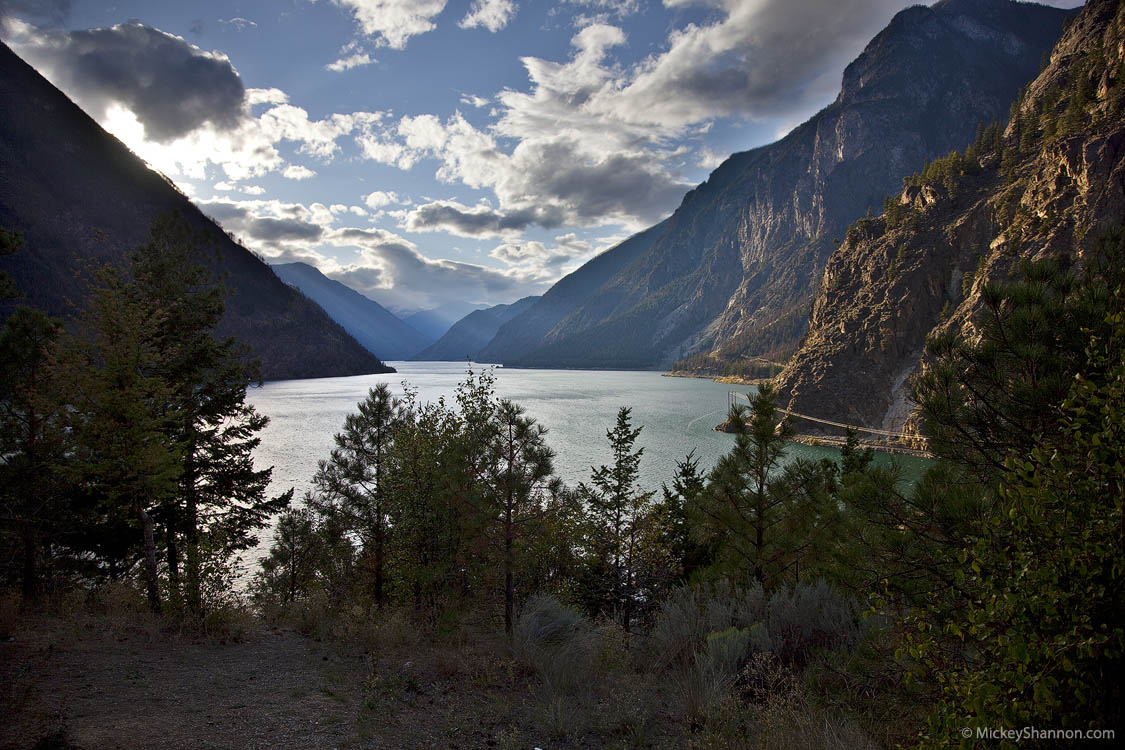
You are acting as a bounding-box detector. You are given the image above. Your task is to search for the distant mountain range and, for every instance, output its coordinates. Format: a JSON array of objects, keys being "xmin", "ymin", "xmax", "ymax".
[
  {"xmin": 0, "ymin": 41, "xmax": 390, "ymax": 380},
  {"xmin": 271, "ymin": 262, "xmax": 431, "ymax": 361},
  {"xmin": 413, "ymin": 296, "xmax": 540, "ymax": 362},
  {"xmin": 402, "ymin": 302, "xmax": 488, "ymax": 343},
  {"xmin": 479, "ymin": 0, "xmax": 1072, "ymax": 370},
  {"xmin": 776, "ymin": 0, "xmax": 1125, "ymax": 435}
]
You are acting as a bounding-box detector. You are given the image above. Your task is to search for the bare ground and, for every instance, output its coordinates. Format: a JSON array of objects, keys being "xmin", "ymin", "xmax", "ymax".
[{"xmin": 1, "ymin": 612, "xmax": 556, "ymax": 750}]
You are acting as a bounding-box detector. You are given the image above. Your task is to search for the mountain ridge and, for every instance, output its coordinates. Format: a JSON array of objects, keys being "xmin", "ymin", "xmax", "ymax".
[
  {"xmin": 775, "ymin": 0, "xmax": 1125, "ymax": 434},
  {"xmin": 479, "ymin": 0, "xmax": 1072, "ymax": 371},
  {"xmin": 0, "ymin": 41, "xmax": 391, "ymax": 380},
  {"xmin": 271, "ymin": 262, "xmax": 430, "ymax": 361}
]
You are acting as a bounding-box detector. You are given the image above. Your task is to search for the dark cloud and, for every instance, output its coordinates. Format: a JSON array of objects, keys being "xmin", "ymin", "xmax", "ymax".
[
  {"xmin": 199, "ymin": 201, "xmax": 323, "ymax": 245},
  {"xmin": 0, "ymin": 0, "xmax": 70, "ymax": 26},
  {"xmin": 19, "ymin": 22, "xmax": 246, "ymax": 142},
  {"xmin": 404, "ymin": 201, "xmax": 566, "ymax": 236},
  {"xmin": 247, "ymin": 217, "xmax": 323, "ymax": 243},
  {"xmin": 511, "ymin": 138, "xmax": 689, "ymax": 225}
]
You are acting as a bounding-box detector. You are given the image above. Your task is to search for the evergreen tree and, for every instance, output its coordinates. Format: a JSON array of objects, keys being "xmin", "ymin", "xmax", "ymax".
[
  {"xmin": 658, "ymin": 451, "xmax": 714, "ymax": 584},
  {"xmin": 911, "ymin": 308, "xmax": 1125, "ymax": 740},
  {"xmin": 579, "ymin": 407, "xmax": 656, "ymax": 630},
  {"xmin": 479, "ymin": 399, "xmax": 559, "ymax": 634},
  {"xmin": 694, "ymin": 384, "xmax": 837, "ymax": 588},
  {"xmin": 64, "ymin": 267, "xmax": 182, "ymax": 613},
  {"xmin": 312, "ymin": 383, "xmax": 400, "ymax": 609},
  {"xmin": 0, "ymin": 307, "xmax": 68, "ymax": 601},
  {"xmin": 127, "ymin": 215, "xmax": 289, "ymax": 614}
]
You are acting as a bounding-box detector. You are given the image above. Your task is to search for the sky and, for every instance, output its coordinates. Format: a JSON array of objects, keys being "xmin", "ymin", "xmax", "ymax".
[{"xmin": 0, "ymin": 0, "xmax": 1085, "ymax": 315}]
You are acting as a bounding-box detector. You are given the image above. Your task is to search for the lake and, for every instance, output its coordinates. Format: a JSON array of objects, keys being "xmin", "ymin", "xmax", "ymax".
[{"xmin": 243, "ymin": 361, "xmax": 929, "ymax": 570}]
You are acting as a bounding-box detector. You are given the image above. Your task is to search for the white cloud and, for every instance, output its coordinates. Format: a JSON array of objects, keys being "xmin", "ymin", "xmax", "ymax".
[
  {"xmin": 331, "ymin": 0, "xmax": 447, "ymax": 49},
  {"xmin": 326, "ymin": 52, "xmax": 374, "ymax": 71},
  {"xmin": 282, "ymin": 164, "xmax": 316, "ymax": 180},
  {"xmin": 219, "ymin": 17, "xmax": 257, "ymax": 31},
  {"xmin": 459, "ymin": 0, "xmax": 517, "ymax": 32},
  {"xmin": 460, "ymin": 93, "xmax": 490, "ymax": 108},
  {"xmin": 364, "ymin": 190, "xmax": 405, "ymax": 209}
]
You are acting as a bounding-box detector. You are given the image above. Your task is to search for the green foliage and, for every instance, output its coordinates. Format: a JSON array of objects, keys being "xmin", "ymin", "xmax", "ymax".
[
  {"xmin": 693, "ymin": 384, "xmax": 840, "ymax": 588},
  {"xmin": 578, "ymin": 407, "xmax": 660, "ymax": 630},
  {"xmin": 910, "ymin": 309, "xmax": 1125, "ymax": 740},
  {"xmin": 912, "ymin": 236, "xmax": 1125, "ymax": 479},
  {"xmin": 0, "ymin": 307, "xmax": 67, "ymax": 599}
]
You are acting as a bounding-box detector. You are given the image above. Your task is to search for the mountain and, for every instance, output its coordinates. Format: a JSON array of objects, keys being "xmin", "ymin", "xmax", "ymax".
[
  {"xmin": 775, "ymin": 0, "xmax": 1125, "ymax": 434},
  {"xmin": 480, "ymin": 0, "xmax": 1072, "ymax": 370},
  {"xmin": 403, "ymin": 302, "xmax": 486, "ymax": 342},
  {"xmin": 0, "ymin": 42, "xmax": 390, "ymax": 381},
  {"xmin": 412, "ymin": 296, "xmax": 540, "ymax": 361},
  {"xmin": 271, "ymin": 262, "xmax": 430, "ymax": 360}
]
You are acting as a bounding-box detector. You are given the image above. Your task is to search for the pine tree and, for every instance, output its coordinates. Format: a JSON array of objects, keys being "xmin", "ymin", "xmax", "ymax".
[
  {"xmin": 63, "ymin": 268, "xmax": 182, "ymax": 613},
  {"xmin": 580, "ymin": 407, "xmax": 656, "ymax": 631},
  {"xmin": 127, "ymin": 215, "xmax": 289, "ymax": 614},
  {"xmin": 0, "ymin": 307, "xmax": 68, "ymax": 601},
  {"xmin": 312, "ymin": 383, "xmax": 400, "ymax": 609}
]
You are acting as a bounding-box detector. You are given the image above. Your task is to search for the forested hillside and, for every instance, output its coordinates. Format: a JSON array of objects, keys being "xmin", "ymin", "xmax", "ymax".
[{"xmin": 0, "ymin": 42, "xmax": 390, "ymax": 380}]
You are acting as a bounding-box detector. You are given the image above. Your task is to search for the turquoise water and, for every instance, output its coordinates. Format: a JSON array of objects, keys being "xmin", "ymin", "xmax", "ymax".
[{"xmin": 243, "ymin": 362, "xmax": 931, "ymax": 568}]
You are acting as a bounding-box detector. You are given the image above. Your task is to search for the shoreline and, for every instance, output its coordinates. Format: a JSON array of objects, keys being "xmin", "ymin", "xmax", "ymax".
[{"xmin": 663, "ymin": 371, "xmax": 773, "ymax": 386}]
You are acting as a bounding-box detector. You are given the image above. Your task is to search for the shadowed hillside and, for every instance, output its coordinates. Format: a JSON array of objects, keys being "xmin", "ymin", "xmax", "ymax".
[{"xmin": 0, "ymin": 41, "xmax": 391, "ymax": 380}]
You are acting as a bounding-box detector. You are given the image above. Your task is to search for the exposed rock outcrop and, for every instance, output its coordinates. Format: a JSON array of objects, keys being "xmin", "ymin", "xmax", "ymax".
[
  {"xmin": 481, "ymin": 0, "xmax": 1071, "ymax": 371},
  {"xmin": 776, "ymin": 0, "xmax": 1125, "ymax": 434}
]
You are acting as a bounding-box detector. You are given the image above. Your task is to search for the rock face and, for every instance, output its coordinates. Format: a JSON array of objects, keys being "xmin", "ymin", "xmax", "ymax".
[
  {"xmin": 0, "ymin": 42, "xmax": 391, "ymax": 380},
  {"xmin": 413, "ymin": 296, "xmax": 540, "ymax": 362},
  {"xmin": 480, "ymin": 0, "xmax": 1071, "ymax": 370},
  {"xmin": 272, "ymin": 262, "xmax": 430, "ymax": 361},
  {"xmin": 775, "ymin": 0, "xmax": 1125, "ymax": 434}
]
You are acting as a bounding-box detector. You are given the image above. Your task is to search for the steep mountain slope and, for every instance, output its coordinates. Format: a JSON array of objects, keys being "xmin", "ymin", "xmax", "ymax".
[
  {"xmin": 775, "ymin": 0, "xmax": 1125, "ymax": 433},
  {"xmin": 413, "ymin": 296, "xmax": 540, "ymax": 361},
  {"xmin": 482, "ymin": 0, "xmax": 1071, "ymax": 370},
  {"xmin": 0, "ymin": 42, "xmax": 390, "ymax": 380},
  {"xmin": 403, "ymin": 302, "xmax": 486, "ymax": 342},
  {"xmin": 271, "ymin": 262, "xmax": 429, "ymax": 360}
]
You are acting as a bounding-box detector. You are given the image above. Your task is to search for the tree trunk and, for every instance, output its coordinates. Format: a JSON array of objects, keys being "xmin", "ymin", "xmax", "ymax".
[
  {"xmin": 21, "ymin": 526, "xmax": 41, "ymax": 605},
  {"xmin": 138, "ymin": 505, "xmax": 162, "ymax": 615},
  {"xmin": 504, "ymin": 504, "xmax": 514, "ymax": 635}
]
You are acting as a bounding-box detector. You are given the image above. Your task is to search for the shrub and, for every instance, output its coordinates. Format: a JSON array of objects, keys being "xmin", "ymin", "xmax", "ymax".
[{"xmin": 512, "ymin": 593, "xmax": 598, "ymax": 696}]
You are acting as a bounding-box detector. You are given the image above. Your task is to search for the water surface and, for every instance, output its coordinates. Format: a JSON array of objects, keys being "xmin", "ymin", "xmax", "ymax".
[{"xmin": 244, "ymin": 362, "xmax": 929, "ymax": 569}]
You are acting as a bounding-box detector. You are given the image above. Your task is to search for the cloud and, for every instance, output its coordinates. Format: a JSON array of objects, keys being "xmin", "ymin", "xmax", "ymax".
[
  {"xmin": 327, "ymin": 226, "xmax": 550, "ymax": 309},
  {"xmin": 8, "ymin": 22, "xmax": 246, "ymax": 142},
  {"xmin": 218, "ymin": 17, "xmax": 257, "ymax": 31},
  {"xmin": 364, "ymin": 190, "xmax": 405, "ymax": 209},
  {"xmin": 326, "ymin": 52, "xmax": 374, "ymax": 72},
  {"xmin": 332, "ymin": 0, "xmax": 447, "ymax": 49},
  {"xmin": 459, "ymin": 0, "xmax": 517, "ymax": 32},
  {"xmin": 404, "ymin": 200, "xmax": 566, "ymax": 238},
  {"xmin": 592, "ymin": 0, "xmax": 914, "ymax": 128},
  {"xmin": 0, "ymin": 0, "xmax": 70, "ymax": 26},
  {"xmin": 283, "ymin": 164, "xmax": 317, "ymax": 180},
  {"xmin": 460, "ymin": 93, "xmax": 490, "ymax": 108},
  {"xmin": 199, "ymin": 198, "xmax": 329, "ymax": 246}
]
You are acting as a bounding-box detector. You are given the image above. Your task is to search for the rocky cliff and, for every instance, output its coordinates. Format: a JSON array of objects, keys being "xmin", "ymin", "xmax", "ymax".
[
  {"xmin": 775, "ymin": 0, "xmax": 1125, "ymax": 434},
  {"xmin": 481, "ymin": 0, "xmax": 1071, "ymax": 370}
]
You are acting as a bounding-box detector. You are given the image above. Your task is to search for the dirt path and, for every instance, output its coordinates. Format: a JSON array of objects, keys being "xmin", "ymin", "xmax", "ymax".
[{"xmin": 1, "ymin": 614, "xmax": 537, "ymax": 750}]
